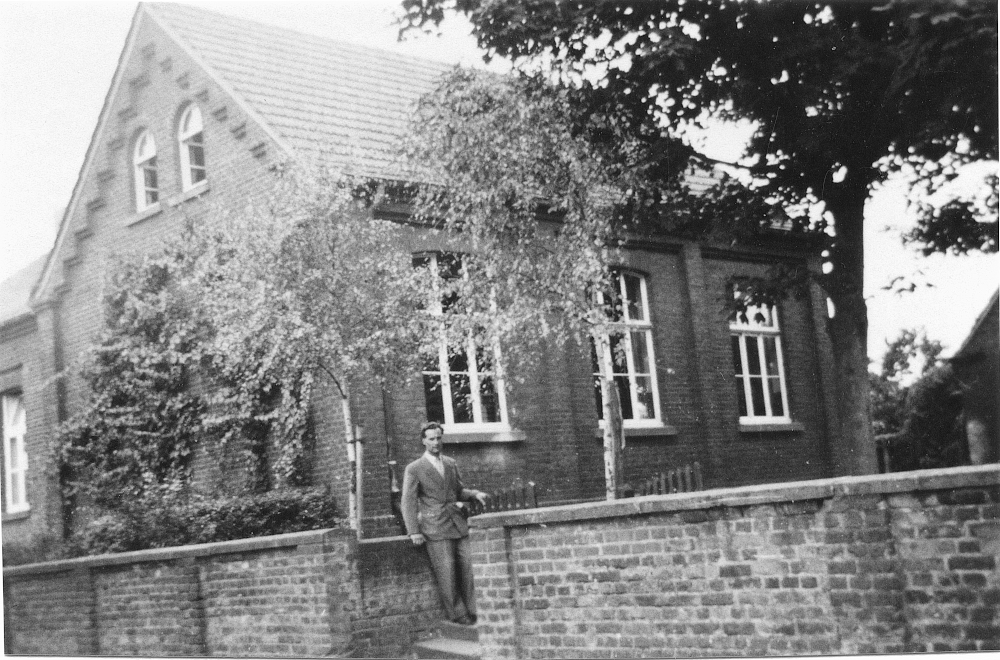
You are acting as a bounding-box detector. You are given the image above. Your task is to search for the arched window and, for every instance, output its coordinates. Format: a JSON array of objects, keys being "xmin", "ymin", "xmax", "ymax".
[
  {"xmin": 178, "ymin": 104, "xmax": 206, "ymax": 190},
  {"xmin": 133, "ymin": 130, "xmax": 158, "ymax": 211}
]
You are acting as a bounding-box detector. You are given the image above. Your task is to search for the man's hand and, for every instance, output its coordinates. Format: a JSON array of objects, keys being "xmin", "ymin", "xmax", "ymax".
[
  {"xmin": 410, "ymin": 533, "xmax": 426, "ymax": 546},
  {"xmin": 474, "ymin": 491, "xmax": 488, "ymax": 506}
]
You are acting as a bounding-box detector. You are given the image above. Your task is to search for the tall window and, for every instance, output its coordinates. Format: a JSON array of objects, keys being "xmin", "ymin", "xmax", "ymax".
[
  {"xmin": 2, "ymin": 393, "xmax": 28, "ymax": 513},
  {"xmin": 178, "ymin": 104, "xmax": 206, "ymax": 190},
  {"xmin": 592, "ymin": 270, "xmax": 662, "ymax": 425},
  {"xmin": 415, "ymin": 253, "xmax": 509, "ymax": 429},
  {"xmin": 730, "ymin": 300, "xmax": 790, "ymax": 422},
  {"xmin": 133, "ymin": 130, "xmax": 159, "ymax": 211}
]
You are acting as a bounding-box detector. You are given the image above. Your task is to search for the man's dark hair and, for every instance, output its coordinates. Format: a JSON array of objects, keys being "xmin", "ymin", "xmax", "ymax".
[{"xmin": 420, "ymin": 421, "xmax": 443, "ymax": 442}]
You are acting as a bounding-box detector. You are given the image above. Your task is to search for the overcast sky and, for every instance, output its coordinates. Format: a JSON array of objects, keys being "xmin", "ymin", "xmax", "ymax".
[{"xmin": 0, "ymin": 1, "xmax": 996, "ymax": 365}]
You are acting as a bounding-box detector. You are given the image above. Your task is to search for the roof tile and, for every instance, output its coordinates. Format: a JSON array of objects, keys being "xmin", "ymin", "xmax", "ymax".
[{"xmin": 146, "ymin": 2, "xmax": 451, "ymax": 178}]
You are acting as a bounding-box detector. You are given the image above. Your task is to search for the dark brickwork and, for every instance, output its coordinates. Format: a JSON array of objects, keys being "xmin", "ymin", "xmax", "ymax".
[
  {"xmin": 3, "ymin": 528, "xmax": 446, "ymax": 658},
  {"xmin": 469, "ymin": 465, "xmax": 1000, "ymax": 658},
  {"xmin": 351, "ymin": 537, "xmax": 445, "ymax": 657},
  {"xmin": 6, "ymin": 7, "xmax": 842, "ymax": 552}
]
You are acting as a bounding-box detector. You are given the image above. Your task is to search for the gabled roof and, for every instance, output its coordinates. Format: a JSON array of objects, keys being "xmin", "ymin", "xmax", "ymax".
[
  {"xmin": 35, "ymin": 2, "xmax": 455, "ymax": 303},
  {"xmin": 145, "ymin": 2, "xmax": 452, "ymax": 178},
  {"xmin": 0, "ymin": 257, "xmax": 47, "ymax": 326},
  {"xmin": 953, "ymin": 289, "xmax": 999, "ymax": 359}
]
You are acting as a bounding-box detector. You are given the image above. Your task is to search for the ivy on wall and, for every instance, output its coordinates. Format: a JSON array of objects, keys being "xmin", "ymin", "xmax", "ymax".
[{"xmin": 55, "ymin": 237, "xmax": 325, "ymax": 553}]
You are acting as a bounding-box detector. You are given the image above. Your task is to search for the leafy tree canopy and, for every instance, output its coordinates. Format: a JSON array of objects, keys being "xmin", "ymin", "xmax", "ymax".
[{"xmin": 401, "ymin": 0, "xmax": 998, "ymax": 475}]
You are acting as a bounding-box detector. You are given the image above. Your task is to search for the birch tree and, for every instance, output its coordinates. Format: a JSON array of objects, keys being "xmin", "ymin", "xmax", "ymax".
[{"xmin": 189, "ymin": 165, "xmax": 435, "ymax": 530}]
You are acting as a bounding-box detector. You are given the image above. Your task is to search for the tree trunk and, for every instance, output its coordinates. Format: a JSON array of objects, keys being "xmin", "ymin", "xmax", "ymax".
[
  {"xmin": 827, "ymin": 299, "xmax": 878, "ymax": 475},
  {"xmin": 595, "ymin": 334, "xmax": 625, "ymax": 499},
  {"xmin": 339, "ymin": 390, "xmax": 362, "ymax": 536},
  {"xmin": 824, "ymin": 171, "xmax": 879, "ymax": 476}
]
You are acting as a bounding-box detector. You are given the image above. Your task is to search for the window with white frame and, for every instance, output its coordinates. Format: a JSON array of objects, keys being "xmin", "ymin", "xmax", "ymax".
[
  {"xmin": 2, "ymin": 393, "xmax": 28, "ymax": 513},
  {"xmin": 730, "ymin": 299, "xmax": 791, "ymax": 423},
  {"xmin": 178, "ymin": 104, "xmax": 206, "ymax": 190},
  {"xmin": 133, "ymin": 130, "xmax": 159, "ymax": 211},
  {"xmin": 415, "ymin": 253, "xmax": 509, "ymax": 430},
  {"xmin": 591, "ymin": 270, "xmax": 662, "ymax": 425}
]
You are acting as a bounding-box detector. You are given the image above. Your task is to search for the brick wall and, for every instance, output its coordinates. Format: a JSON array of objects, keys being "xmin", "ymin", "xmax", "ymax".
[
  {"xmin": 4, "ymin": 528, "xmax": 445, "ymax": 658},
  {"xmin": 351, "ymin": 537, "xmax": 446, "ymax": 657},
  {"xmin": 0, "ymin": 312, "xmax": 63, "ymax": 549},
  {"xmin": 469, "ymin": 465, "xmax": 1000, "ymax": 658}
]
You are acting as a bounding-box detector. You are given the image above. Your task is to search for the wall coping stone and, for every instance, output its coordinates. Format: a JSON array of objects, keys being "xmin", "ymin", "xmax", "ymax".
[
  {"xmin": 470, "ymin": 464, "xmax": 1000, "ymax": 529},
  {"xmin": 3, "ymin": 527, "xmax": 352, "ymax": 577}
]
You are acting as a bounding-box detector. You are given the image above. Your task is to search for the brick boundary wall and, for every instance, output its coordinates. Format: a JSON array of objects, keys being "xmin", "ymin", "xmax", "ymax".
[
  {"xmin": 469, "ymin": 465, "xmax": 1000, "ymax": 658},
  {"xmin": 3, "ymin": 529, "xmax": 444, "ymax": 657}
]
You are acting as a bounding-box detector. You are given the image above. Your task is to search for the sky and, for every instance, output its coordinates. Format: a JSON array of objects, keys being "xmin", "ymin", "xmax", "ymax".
[{"xmin": 0, "ymin": 1, "xmax": 996, "ymax": 366}]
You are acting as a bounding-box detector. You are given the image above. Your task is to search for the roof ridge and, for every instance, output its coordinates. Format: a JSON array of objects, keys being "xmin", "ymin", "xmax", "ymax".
[{"xmin": 144, "ymin": 2, "xmax": 458, "ymax": 70}]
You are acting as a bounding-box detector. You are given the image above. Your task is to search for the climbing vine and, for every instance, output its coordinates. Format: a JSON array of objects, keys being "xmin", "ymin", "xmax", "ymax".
[{"xmin": 56, "ymin": 233, "xmax": 317, "ymax": 536}]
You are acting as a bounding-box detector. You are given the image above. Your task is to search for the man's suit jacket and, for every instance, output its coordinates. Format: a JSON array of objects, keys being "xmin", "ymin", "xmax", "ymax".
[{"xmin": 401, "ymin": 454, "xmax": 477, "ymax": 541}]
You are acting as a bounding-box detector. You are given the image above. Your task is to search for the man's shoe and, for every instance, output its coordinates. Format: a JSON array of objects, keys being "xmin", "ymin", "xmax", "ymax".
[{"xmin": 453, "ymin": 615, "xmax": 475, "ymax": 625}]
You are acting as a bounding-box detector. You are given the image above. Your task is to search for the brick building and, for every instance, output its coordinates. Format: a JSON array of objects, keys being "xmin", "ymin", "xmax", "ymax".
[{"xmin": 0, "ymin": 3, "xmax": 843, "ymax": 554}]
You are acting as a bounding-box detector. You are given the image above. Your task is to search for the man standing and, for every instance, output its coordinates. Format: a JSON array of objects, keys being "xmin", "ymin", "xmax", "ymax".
[{"xmin": 402, "ymin": 422, "xmax": 487, "ymax": 625}]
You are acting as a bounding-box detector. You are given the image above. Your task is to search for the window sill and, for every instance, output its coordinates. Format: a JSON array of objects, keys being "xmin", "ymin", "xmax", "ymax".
[
  {"xmin": 594, "ymin": 424, "xmax": 678, "ymax": 438},
  {"xmin": 443, "ymin": 427, "xmax": 525, "ymax": 444},
  {"xmin": 127, "ymin": 203, "xmax": 163, "ymax": 227},
  {"xmin": 739, "ymin": 421, "xmax": 805, "ymax": 433},
  {"xmin": 3, "ymin": 508, "xmax": 31, "ymax": 522},
  {"xmin": 167, "ymin": 181, "xmax": 210, "ymax": 207}
]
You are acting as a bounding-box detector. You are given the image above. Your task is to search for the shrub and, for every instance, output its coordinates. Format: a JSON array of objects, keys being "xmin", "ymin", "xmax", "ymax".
[
  {"xmin": 885, "ymin": 364, "xmax": 969, "ymax": 471},
  {"xmin": 67, "ymin": 487, "xmax": 341, "ymax": 556}
]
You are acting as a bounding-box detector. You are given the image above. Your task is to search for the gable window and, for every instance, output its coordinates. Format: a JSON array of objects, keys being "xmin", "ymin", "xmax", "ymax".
[
  {"xmin": 591, "ymin": 270, "xmax": 662, "ymax": 425},
  {"xmin": 2, "ymin": 393, "xmax": 28, "ymax": 514},
  {"xmin": 730, "ymin": 300, "xmax": 790, "ymax": 423},
  {"xmin": 133, "ymin": 130, "xmax": 159, "ymax": 211},
  {"xmin": 178, "ymin": 104, "xmax": 206, "ymax": 190},
  {"xmin": 415, "ymin": 253, "xmax": 509, "ymax": 430}
]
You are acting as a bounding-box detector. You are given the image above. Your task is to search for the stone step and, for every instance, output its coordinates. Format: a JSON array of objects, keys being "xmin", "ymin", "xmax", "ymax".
[
  {"xmin": 438, "ymin": 620, "xmax": 479, "ymax": 642},
  {"xmin": 411, "ymin": 636, "xmax": 480, "ymax": 660}
]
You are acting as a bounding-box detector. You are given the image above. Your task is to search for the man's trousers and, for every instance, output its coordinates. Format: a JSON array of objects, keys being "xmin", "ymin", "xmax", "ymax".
[{"xmin": 425, "ymin": 535, "xmax": 476, "ymax": 621}]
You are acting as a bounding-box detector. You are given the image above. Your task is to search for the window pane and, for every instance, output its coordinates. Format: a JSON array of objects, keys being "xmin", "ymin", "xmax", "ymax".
[
  {"xmin": 189, "ymin": 142, "xmax": 205, "ymax": 167},
  {"xmin": 448, "ymin": 347, "xmax": 469, "ymax": 374},
  {"xmin": 437, "ymin": 253, "xmax": 462, "ymax": 280},
  {"xmin": 630, "ymin": 331, "xmax": 650, "ymax": 374},
  {"xmin": 602, "ymin": 276, "xmax": 623, "ymax": 322},
  {"xmin": 624, "ymin": 274, "xmax": 644, "ymax": 321},
  {"xmin": 412, "ymin": 255, "xmax": 431, "ymax": 269},
  {"xmin": 735, "ymin": 377, "xmax": 748, "ymax": 417},
  {"xmin": 423, "ymin": 375, "xmax": 445, "ymax": 424},
  {"xmin": 449, "ymin": 374, "xmax": 473, "ymax": 424},
  {"xmin": 10, "ymin": 474, "xmax": 22, "ymax": 506},
  {"xmin": 634, "ymin": 376, "xmax": 655, "ymax": 420},
  {"xmin": 144, "ymin": 167, "xmax": 158, "ymax": 190},
  {"xmin": 749, "ymin": 377, "xmax": 766, "ymax": 416},
  {"xmin": 590, "ymin": 338, "xmax": 600, "ymax": 375},
  {"xmin": 615, "ymin": 375, "xmax": 633, "ymax": 420},
  {"xmin": 745, "ymin": 336, "xmax": 762, "ymax": 376},
  {"xmin": 731, "ymin": 335, "xmax": 744, "ymax": 375},
  {"xmin": 479, "ymin": 376, "xmax": 500, "ymax": 423},
  {"xmin": 475, "ymin": 346, "xmax": 494, "ymax": 374},
  {"xmin": 146, "ymin": 190, "xmax": 159, "ymax": 205},
  {"xmin": 768, "ymin": 378, "xmax": 784, "ymax": 417},
  {"xmin": 8, "ymin": 445, "xmax": 17, "ymax": 470},
  {"xmin": 763, "ymin": 337, "xmax": 779, "ymax": 377},
  {"xmin": 609, "ymin": 333, "xmax": 628, "ymax": 374}
]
